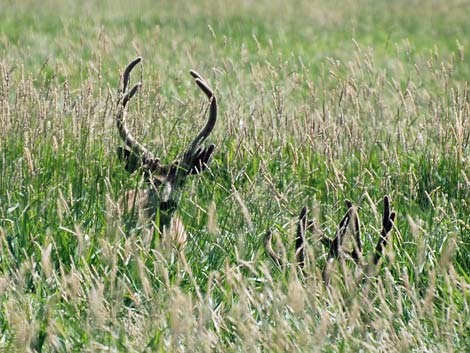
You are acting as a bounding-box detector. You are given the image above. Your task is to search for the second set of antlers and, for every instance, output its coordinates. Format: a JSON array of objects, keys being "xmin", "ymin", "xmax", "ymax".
[
  {"xmin": 265, "ymin": 196, "xmax": 396, "ymax": 285},
  {"xmin": 115, "ymin": 57, "xmax": 396, "ymax": 284}
]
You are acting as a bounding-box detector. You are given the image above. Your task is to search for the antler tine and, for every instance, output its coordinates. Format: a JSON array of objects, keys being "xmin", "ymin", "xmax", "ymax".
[
  {"xmin": 299, "ymin": 206, "xmax": 332, "ymax": 248},
  {"xmin": 328, "ymin": 201, "xmax": 355, "ymax": 259},
  {"xmin": 184, "ymin": 70, "xmax": 217, "ymax": 163},
  {"xmin": 265, "ymin": 207, "xmax": 315, "ymax": 271},
  {"xmin": 116, "ymin": 57, "xmax": 156, "ymax": 164},
  {"xmin": 122, "ymin": 56, "xmax": 142, "ymax": 93},
  {"xmin": 350, "ymin": 206, "xmax": 362, "ymax": 263},
  {"xmin": 265, "ymin": 230, "xmax": 283, "ymax": 268},
  {"xmin": 189, "ymin": 69, "xmax": 204, "ymax": 81},
  {"xmin": 295, "ymin": 206, "xmax": 308, "ymax": 269},
  {"xmin": 122, "ymin": 82, "xmax": 142, "ymax": 107},
  {"xmin": 322, "ymin": 201, "xmax": 358, "ymax": 286},
  {"xmin": 372, "ymin": 195, "xmax": 396, "ymax": 265}
]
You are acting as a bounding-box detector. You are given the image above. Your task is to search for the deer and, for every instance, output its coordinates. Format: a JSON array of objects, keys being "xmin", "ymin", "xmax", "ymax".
[
  {"xmin": 265, "ymin": 195, "xmax": 396, "ymax": 287},
  {"xmin": 115, "ymin": 57, "xmax": 217, "ymax": 234}
]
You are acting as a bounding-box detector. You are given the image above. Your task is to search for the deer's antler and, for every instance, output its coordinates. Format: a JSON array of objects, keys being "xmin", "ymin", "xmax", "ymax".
[
  {"xmin": 115, "ymin": 57, "xmax": 217, "ymax": 232},
  {"xmin": 264, "ymin": 196, "xmax": 395, "ymax": 288},
  {"xmin": 264, "ymin": 206, "xmax": 315, "ymax": 269},
  {"xmin": 116, "ymin": 57, "xmax": 157, "ymax": 167},
  {"xmin": 183, "ymin": 70, "xmax": 217, "ymax": 175},
  {"xmin": 322, "ymin": 201, "xmax": 361, "ymax": 286},
  {"xmin": 372, "ymin": 195, "xmax": 396, "ymax": 265}
]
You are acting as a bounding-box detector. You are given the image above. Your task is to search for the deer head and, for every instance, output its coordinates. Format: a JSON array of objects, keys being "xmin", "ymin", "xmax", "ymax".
[
  {"xmin": 115, "ymin": 57, "xmax": 217, "ymax": 232},
  {"xmin": 265, "ymin": 196, "xmax": 396, "ymax": 286}
]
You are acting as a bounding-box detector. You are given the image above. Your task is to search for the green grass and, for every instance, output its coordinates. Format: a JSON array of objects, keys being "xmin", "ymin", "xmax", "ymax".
[{"xmin": 1, "ymin": 0, "xmax": 470, "ymax": 351}]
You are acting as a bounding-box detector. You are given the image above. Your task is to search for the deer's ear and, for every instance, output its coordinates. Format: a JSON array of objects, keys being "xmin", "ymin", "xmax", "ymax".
[{"xmin": 117, "ymin": 147, "xmax": 142, "ymax": 173}]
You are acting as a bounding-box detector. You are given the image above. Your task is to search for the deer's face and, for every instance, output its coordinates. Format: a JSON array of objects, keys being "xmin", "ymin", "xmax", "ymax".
[{"xmin": 117, "ymin": 147, "xmax": 178, "ymax": 216}]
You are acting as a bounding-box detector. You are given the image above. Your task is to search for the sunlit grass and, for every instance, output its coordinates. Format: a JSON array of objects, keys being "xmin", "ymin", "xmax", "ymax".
[{"xmin": 1, "ymin": 0, "xmax": 470, "ymax": 351}]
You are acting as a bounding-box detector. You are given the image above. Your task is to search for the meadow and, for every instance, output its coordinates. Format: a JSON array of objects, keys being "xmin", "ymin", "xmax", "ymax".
[{"xmin": 1, "ymin": 0, "xmax": 470, "ymax": 351}]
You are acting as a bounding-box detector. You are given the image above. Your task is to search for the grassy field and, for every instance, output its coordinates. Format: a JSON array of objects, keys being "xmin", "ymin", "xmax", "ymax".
[{"xmin": 1, "ymin": 0, "xmax": 470, "ymax": 351}]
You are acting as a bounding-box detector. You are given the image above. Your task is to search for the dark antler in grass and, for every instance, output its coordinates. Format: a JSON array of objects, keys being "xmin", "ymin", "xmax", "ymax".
[
  {"xmin": 322, "ymin": 201, "xmax": 361, "ymax": 286},
  {"xmin": 264, "ymin": 196, "xmax": 395, "ymax": 287},
  {"xmin": 264, "ymin": 206, "xmax": 315, "ymax": 269}
]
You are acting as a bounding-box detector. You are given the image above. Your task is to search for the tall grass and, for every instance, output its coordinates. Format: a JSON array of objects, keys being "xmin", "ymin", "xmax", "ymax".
[{"xmin": 1, "ymin": 0, "xmax": 469, "ymax": 351}]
